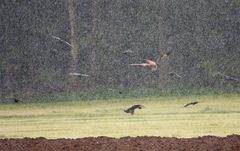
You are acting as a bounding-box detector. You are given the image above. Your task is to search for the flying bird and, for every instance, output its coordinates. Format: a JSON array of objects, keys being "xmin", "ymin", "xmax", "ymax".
[
  {"xmin": 124, "ymin": 104, "xmax": 144, "ymax": 115},
  {"xmin": 122, "ymin": 49, "xmax": 134, "ymax": 55},
  {"xmin": 130, "ymin": 51, "xmax": 171, "ymax": 72},
  {"xmin": 69, "ymin": 73, "xmax": 89, "ymax": 77},
  {"xmin": 216, "ymin": 72, "xmax": 240, "ymax": 83},
  {"xmin": 130, "ymin": 59, "xmax": 158, "ymax": 71},
  {"xmin": 168, "ymin": 71, "xmax": 182, "ymax": 78},
  {"xmin": 50, "ymin": 35, "xmax": 72, "ymax": 47},
  {"xmin": 184, "ymin": 101, "xmax": 199, "ymax": 107}
]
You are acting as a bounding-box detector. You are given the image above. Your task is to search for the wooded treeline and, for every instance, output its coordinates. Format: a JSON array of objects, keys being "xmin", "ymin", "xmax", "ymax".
[{"xmin": 1, "ymin": 0, "xmax": 240, "ymax": 98}]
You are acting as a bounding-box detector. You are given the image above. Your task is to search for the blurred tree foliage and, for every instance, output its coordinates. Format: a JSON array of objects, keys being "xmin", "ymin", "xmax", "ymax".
[{"xmin": 1, "ymin": 0, "xmax": 240, "ymax": 98}]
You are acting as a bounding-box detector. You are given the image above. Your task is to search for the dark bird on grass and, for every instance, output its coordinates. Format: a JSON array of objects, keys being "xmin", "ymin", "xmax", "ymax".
[
  {"xmin": 184, "ymin": 101, "xmax": 199, "ymax": 107},
  {"xmin": 168, "ymin": 71, "xmax": 182, "ymax": 78},
  {"xmin": 129, "ymin": 51, "xmax": 171, "ymax": 72},
  {"xmin": 124, "ymin": 105, "xmax": 144, "ymax": 115},
  {"xmin": 69, "ymin": 72, "xmax": 89, "ymax": 77},
  {"xmin": 13, "ymin": 98, "xmax": 21, "ymax": 103}
]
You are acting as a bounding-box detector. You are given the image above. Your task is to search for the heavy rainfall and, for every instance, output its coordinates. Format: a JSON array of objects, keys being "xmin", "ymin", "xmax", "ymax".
[
  {"xmin": 1, "ymin": 0, "xmax": 240, "ymax": 101},
  {"xmin": 0, "ymin": 0, "xmax": 240, "ymax": 150}
]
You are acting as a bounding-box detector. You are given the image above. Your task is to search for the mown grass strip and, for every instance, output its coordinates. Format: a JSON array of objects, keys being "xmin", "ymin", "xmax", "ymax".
[{"xmin": 0, "ymin": 95, "xmax": 239, "ymax": 138}]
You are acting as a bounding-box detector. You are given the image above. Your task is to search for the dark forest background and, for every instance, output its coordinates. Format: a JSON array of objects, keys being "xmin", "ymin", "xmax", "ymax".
[{"xmin": 1, "ymin": 0, "xmax": 240, "ymax": 100}]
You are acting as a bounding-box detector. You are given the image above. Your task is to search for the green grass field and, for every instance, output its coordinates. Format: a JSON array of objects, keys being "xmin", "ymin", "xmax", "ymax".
[{"xmin": 0, "ymin": 95, "xmax": 239, "ymax": 138}]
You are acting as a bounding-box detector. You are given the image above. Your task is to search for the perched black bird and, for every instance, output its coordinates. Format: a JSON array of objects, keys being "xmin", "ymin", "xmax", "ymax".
[
  {"xmin": 13, "ymin": 98, "xmax": 21, "ymax": 103},
  {"xmin": 124, "ymin": 105, "xmax": 144, "ymax": 115},
  {"xmin": 184, "ymin": 101, "xmax": 198, "ymax": 107}
]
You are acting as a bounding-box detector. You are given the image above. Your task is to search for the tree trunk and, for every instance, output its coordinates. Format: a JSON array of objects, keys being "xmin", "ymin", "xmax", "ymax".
[
  {"xmin": 88, "ymin": 1, "xmax": 99, "ymax": 89},
  {"xmin": 67, "ymin": 0, "xmax": 79, "ymax": 90}
]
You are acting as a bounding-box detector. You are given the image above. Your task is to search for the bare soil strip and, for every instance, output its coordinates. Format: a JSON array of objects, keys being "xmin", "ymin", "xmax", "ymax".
[{"xmin": 0, "ymin": 135, "xmax": 240, "ymax": 151}]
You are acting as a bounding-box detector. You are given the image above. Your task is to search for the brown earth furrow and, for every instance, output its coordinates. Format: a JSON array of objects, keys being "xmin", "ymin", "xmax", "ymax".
[{"xmin": 0, "ymin": 135, "xmax": 240, "ymax": 151}]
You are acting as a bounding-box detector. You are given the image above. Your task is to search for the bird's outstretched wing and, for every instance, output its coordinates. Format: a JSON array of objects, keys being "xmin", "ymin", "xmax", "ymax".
[
  {"xmin": 168, "ymin": 71, "xmax": 182, "ymax": 78},
  {"xmin": 51, "ymin": 35, "xmax": 72, "ymax": 47},
  {"xmin": 132, "ymin": 104, "xmax": 144, "ymax": 109},
  {"xmin": 130, "ymin": 60, "xmax": 157, "ymax": 72},
  {"xmin": 184, "ymin": 101, "xmax": 198, "ymax": 107},
  {"xmin": 144, "ymin": 59, "xmax": 156, "ymax": 66},
  {"xmin": 216, "ymin": 72, "xmax": 240, "ymax": 83},
  {"xmin": 124, "ymin": 104, "xmax": 144, "ymax": 115},
  {"xmin": 69, "ymin": 73, "xmax": 89, "ymax": 77},
  {"xmin": 129, "ymin": 63, "xmax": 148, "ymax": 67},
  {"xmin": 122, "ymin": 49, "xmax": 134, "ymax": 55},
  {"xmin": 156, "ymin": 52, "xmax": 172, "ymax": 64}
]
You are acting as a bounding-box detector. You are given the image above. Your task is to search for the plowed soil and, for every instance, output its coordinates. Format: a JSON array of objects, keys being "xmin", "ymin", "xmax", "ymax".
[{"xmin": 1, "ymin": 135, "xmax": 240, "ymax": 151}]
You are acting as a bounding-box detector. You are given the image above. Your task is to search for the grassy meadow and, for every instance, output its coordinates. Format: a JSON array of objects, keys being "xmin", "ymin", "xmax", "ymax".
[{"xmin": 0, "ymin": 95, "xmax": 240, "ymax": 138}]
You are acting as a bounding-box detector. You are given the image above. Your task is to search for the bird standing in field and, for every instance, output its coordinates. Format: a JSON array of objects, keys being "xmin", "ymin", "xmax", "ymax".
[
  {"xmin": 13, "ymin": 98, "xmax": 21, "ymax": 103},
  {"xmin": 129, "ymin": 51, "xmax": 171, "ymax": 72},
  {"xmin": 184, "ymin": 101, "xmax": 199, "ymax": 107},
  {"xmin": 124, "ymin": 104, "xmax": 144, "ymax": 115}
]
